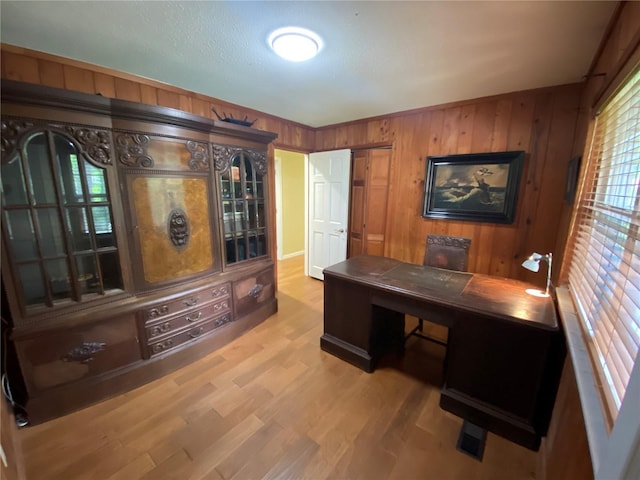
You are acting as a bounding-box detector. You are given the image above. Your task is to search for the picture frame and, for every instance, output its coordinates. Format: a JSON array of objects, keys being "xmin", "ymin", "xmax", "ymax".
[
  {"xmin": 564, "ymin": 155, "xmax": 581, "ymax": 205},
  {"xmin": 422, "ymin": 150, "xmax": 525, "ymax": 224}
]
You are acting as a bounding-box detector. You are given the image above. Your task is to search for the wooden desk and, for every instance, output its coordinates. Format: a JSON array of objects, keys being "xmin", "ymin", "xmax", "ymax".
[{"xmin": 321, "ymin": 255, "xmax": 565, "ymax": 450}]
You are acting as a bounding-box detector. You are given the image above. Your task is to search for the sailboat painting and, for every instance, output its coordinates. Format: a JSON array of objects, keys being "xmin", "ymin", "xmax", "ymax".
[{"xmin": 422, "ymin": 151, "xmax": 524, "ymax": 224}]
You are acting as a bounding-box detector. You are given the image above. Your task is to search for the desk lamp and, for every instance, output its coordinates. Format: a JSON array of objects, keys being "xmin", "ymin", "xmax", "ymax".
[{"xmin": 521, "ymin": 252, "xmax": 553, "ymax": 297}]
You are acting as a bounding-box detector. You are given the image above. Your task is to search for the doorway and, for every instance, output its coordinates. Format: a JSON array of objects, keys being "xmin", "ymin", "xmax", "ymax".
[{"xmin": 274, "ymin": 149, "xmax": 306, "ymax": 261}]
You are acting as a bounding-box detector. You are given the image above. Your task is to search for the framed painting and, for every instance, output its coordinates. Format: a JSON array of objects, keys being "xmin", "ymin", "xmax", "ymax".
[
  {"xmin": 564, "ymin": 155, "xmax": 581, "ymax": 205},
  {"xmin": 422, "ymin": 151, "xmax": 524, "ymax": 224}
]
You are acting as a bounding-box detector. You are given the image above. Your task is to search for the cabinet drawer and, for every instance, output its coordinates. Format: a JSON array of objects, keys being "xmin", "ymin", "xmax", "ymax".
[
  {"xmin": 233, "ymin": 266, "xmax": 275, "ymax": 319},
  {"xmin": 144, "ymin": 297, "xmax": 231, "ymax": 341},
  {"xmin": 146, "ymin": 312, "xmax": 232, "ymax": 358},
  {"xmin": 142, "ymin": 283, "xmax": 231, "ymax": 321},
  {"xmin": 16, "ymin": 315, "xmax": 141, "ymax": 393}
]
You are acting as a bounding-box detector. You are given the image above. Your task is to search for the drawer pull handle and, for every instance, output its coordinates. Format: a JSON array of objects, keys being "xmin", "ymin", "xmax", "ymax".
[
  {"xmin": 150, "ymin": 322, "xmax": 171, "ymax": 337},
  {"xmin": 186, "ymin": 312, "xmax": 202, "ymax": 322},
  {"xmin": 214, "ymin": 301, "xmax": 228, "ymax": 311},
  {"xmin": 151, "ymin": 339, "xmax": 173, "ymax": 354},
  {"xmin": 189, "ymin": 327, "xmax": 204, "ymax": 338},
  {"xmin": 215, "ymin": 314, "xmax": 231, "ymax": 327},
  {"xmin": 212, "ymin": 286, "xmax": 229, "ymax": 297},
  {"xmin": 148, "ymin": 305, "xmax": 169, "ymax": 319},
  {"xmin": 183, "ymin": 297, "xmax": 199, "ymax": 307},
  {"xmin": 62, "ymin": 342, "xmax": 107, "ymax": 364},
  {"xmin": 248, "ymin": 284, "xmax": 264, "ymax": 298}
]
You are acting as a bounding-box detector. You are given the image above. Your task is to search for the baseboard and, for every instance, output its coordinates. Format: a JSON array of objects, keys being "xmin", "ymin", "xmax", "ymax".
[{"xmin": 282, "ymin": 250, "xmax": 304, "ymax": 260}]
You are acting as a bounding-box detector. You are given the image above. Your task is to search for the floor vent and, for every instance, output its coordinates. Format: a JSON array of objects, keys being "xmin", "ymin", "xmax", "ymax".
[{"xmin": 456, "ymin": 420, "xmax": 487, "ymax": 461}]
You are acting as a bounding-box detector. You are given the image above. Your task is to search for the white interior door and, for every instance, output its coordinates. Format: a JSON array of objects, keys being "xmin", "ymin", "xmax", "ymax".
[{"xmin": 307, "ymin": 149, "xmax": 351, "ymax": 280}]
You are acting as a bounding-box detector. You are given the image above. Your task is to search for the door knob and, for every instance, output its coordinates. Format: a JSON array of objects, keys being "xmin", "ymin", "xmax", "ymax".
[{"xmin": 335, "ymin": 228, "xmax": 345, "ymax": 233}]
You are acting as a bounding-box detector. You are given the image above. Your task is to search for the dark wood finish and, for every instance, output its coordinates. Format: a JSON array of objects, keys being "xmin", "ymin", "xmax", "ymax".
[
  {"xmin": 322, "ymin": 254, "xmax": 565, "ymax": 450},
  {"xmin": 0, "ymin": 81, "xmax": 279, "ymax": 424},
  {"xmin": 233, "ymin": 265, "xmax": 275, "ymax": 319},
  {"xmin": 423, "ymin": 234, "xmax": 471, "ymax": 271},
  {"xmin": 407, "ymin": 234, "xmax": 471, "ymax": 346},
  {"xmin": 139, "ymin": 282, "xmax": 233, "ymax": 359},
  {"xmin": 16, "ymin": 315, "xmax": 139, "ymax": 393}
]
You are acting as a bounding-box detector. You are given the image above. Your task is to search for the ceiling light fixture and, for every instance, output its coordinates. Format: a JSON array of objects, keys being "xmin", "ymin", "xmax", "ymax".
[{"xmin": 268, "ymin": 27, "xmax": 322, "ymax": 62}]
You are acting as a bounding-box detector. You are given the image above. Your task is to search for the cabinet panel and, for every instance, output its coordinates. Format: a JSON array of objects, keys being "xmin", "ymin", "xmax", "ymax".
[
  {"xmin": 128, "ymin": 175, "xmax": 215, "ymax": 286},
  {"xmin": 16, "ymin": 315, "xmax": 140, "ymax": 392},
  {"xmin": 115, "ymin": 133, "xmax": 210, "ymax": 172},
  {"xmin": 233, "ymin": 266, "xmax": 275, "ymax": 319}
]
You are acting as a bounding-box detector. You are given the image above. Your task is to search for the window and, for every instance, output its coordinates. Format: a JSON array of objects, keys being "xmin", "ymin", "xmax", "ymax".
[
  {"xmin": 567, "ymin": 67, "xmax": 640, "ymax": 421},
  {"xmin": 70, "ymin": 154, "xmax": 113, "ymax": 234}
]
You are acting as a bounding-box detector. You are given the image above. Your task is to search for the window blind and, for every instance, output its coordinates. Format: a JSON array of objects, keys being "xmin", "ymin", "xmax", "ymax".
[{"xmin": 567, "ymin": 67, "xmax": 640, "ymax": 421}]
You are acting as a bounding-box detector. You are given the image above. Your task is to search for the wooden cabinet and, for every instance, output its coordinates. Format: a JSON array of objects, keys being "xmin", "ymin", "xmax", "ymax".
[
  {"xmin": 0, "ymin": 81, "xmax": 278, "ymax": 424},
  {"xmin": 348, "ymin": 148, "xmax": 391, "ymax": 257}
]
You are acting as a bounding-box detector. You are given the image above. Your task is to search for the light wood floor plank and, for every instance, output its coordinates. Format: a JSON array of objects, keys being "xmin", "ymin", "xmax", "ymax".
[{"xmin": 16, "ymin": 255, "xmax": 536, "ymax": 479}]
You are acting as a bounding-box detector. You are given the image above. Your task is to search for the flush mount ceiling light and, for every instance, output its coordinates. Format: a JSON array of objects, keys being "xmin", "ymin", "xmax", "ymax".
[{"xmin": 268, "ymin": 27, "xmax": 322, "ymax": 62}]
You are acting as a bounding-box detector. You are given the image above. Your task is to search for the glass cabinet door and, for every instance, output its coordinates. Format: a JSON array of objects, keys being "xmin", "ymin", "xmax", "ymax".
[
  {"xmin": 1, "ymin": 129, "xmax": 123, "ymax": 311},
  {"xmin": 220, "ymin": 151, "xmax": 267, "ymax": 265}
]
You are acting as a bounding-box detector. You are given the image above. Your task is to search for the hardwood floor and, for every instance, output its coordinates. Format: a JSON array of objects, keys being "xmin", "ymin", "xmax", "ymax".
[{"xmin": 16, "ymin": 256, "xmax": 537, "ymax": 479}]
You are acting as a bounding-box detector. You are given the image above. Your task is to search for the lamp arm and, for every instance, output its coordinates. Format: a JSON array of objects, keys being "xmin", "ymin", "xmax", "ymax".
[{"xmin": 545, "ymin": 253, "xmax": 553, "ymax": 296}]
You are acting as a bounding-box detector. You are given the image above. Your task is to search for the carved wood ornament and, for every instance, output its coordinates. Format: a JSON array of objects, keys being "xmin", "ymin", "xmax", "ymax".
[
  {"xmin": 116, "ymin": 133, "xmax": 153, "ymax": 167},
  {"xmin": 168, "ymin": 208, "xmax": 190, "ymax": 249},
  {"xmin": 66, "ymin": 126, "xmax": 112, "ymax": 165},
  {"xmin": 61, "ymin": 342, "xmax": 107, "ymax": 364},
  {"xmin": 186, "ymin": 141, "xmax": 210, "ymax": 171},
  {"xmin": 1, "ymin": 118, "xmax": 112, "ymax": 166},
  {"xmin": 213, "ymin": 145, "xmax": 267, "ymax": 175},
  {"xmin": 213, "ymin": 145, "xmax": 242, "ymax": 172}
]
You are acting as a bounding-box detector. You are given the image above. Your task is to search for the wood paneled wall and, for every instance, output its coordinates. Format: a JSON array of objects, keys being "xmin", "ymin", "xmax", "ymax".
[
  {"xmin": 316, "ymin": 85, "xmax": 582, "ymax": 284},
  {"xmin": 539, "ymin": 3, "xmax": 640, "ymax": 480},
  {"xmin": 0, "ymin": 45, "xmax": 316, "ymax": 152}
]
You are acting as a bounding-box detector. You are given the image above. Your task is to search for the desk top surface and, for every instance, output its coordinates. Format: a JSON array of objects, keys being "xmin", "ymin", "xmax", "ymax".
[{"xmin": 323, "ymin": 255, "xmax": 558, "ymax": 330}]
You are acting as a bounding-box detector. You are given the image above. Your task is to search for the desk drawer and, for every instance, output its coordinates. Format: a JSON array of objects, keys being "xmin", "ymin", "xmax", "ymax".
[
  {"xmin": 146, "ymin": 312, "xmax": 232, "ymax": 358},
  {"xmin": 142, "ymin": 283, "xmax": 231, "ymax": 321}
]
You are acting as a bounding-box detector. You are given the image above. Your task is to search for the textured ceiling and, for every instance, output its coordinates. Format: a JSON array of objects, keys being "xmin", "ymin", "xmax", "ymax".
[{"xmin": 1, "ymin": 1, "xmax": 616, "ymax": 128}]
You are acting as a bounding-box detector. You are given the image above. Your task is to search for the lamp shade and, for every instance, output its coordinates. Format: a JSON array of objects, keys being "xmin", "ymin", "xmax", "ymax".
[
  {"xmin": 522, "ymin": 253, "xmax": 543, "ymax": 272},
  {"xmin": 521, "ymin": 252, "xmax": 553, "ymax": 296}
]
